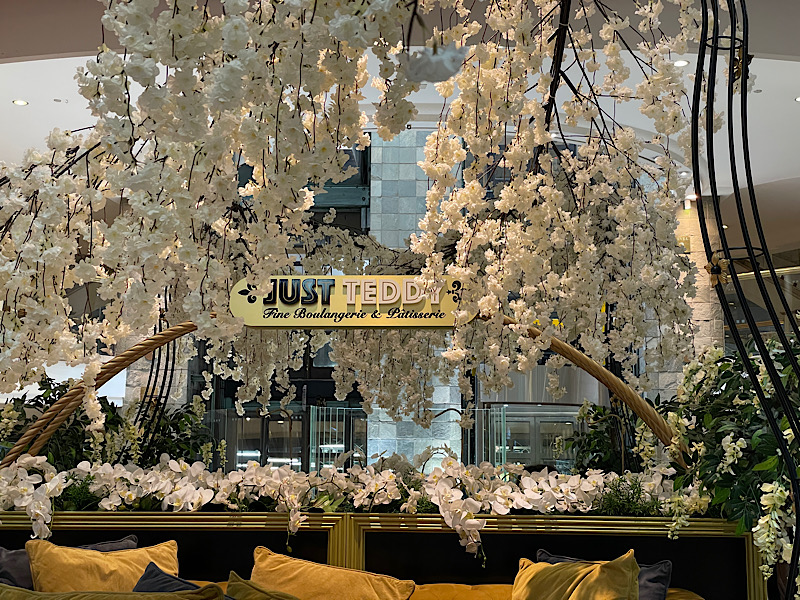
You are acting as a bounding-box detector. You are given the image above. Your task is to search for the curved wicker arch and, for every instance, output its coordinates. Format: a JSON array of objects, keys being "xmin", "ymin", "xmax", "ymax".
[
  {"xmin": 0, "ymin": 317, "xmax": 679, "ymax": 469},
  {"xmin": 0, "ymin": 321, "xmax": 199, "ymax": 468}
]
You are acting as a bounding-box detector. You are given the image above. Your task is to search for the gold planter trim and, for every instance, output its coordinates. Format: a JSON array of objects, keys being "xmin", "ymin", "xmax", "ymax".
[{"xmin": 0, "ymin": 511, "xmax": 349, "ymax": 567}]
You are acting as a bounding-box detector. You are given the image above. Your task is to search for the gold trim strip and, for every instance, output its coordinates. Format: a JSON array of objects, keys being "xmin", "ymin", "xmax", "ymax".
[
  {"xmin": 0, "ymin": 511, "xmax": 344, "ymax": 531},
  {"xmin": 347, "ymin": 514, "xmax": 740, "ymax": 536}
]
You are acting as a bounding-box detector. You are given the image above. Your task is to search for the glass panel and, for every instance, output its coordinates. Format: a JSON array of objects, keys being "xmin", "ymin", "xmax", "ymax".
[
  {"xmin": 312, "ymin": 342, "xmax": 336, "ymax": 368},
  {"xmin": 537, "ymin": 420, "xmax": 576, "ymax": 468},
  {"xmin": 235, "ymin": 416, "xmax": 265, "ymax": 469},
  {"xmin": 309, "ymin": 406, "xmax": 369, "ymax": 471},
  {"xmin": 318, "ymin": 409, "xmax": 346, "ymax": 470},
  {"xmin": 504, "ymin": 420, "xmax": 532, "ymax": 465},
  {"xmin": 351, "ymin": 412, "xmax": 368, "ymax": 465},
  {"xmin": 267, "ymin": 416, "xmax": 304, "ymax": 470}
]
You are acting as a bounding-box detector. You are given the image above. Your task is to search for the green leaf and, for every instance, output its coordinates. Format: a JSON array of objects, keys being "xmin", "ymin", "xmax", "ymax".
[
  {"xmin": 703, "ymin": 413, "xmax": 713, "ymax": 430},
  {"xmin": 735, "ymin": 517, "xmax": 747, "ymax": 536},
  {"xmin": 712, "ymin": 487, "xmax": 730, "ymax": 506},
  {"xmin": 753, "ymin": 455, "xmax": 779, "ymax": 472}
]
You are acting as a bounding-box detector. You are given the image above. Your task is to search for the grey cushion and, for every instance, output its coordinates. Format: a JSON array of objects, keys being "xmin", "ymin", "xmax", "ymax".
[
  {"xmin": 536, "ymin": 548, "xmax": 672, "ymax": 600},
  {"xmin": 0, "ymin": 535, "xmax": 138, "ymax": 589}
]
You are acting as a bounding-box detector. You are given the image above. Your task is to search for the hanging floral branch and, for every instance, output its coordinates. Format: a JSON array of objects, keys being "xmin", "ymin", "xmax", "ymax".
[
  {"xmin": 0, "ymin": 0, "xmax": 701, "ymax": 430},
  {"xmin": 412, "ymin": 0, "xmax": 700, "ymax": 397}
]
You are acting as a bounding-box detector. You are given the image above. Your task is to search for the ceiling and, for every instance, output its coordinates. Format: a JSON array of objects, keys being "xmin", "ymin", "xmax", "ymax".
[
  {"xmin": 2, "ymin": 0, "xmax": 800, "ymax": 63},
  {"xmin": 1, "ymin": 1, "xmax": 799, "ymax": 257}
]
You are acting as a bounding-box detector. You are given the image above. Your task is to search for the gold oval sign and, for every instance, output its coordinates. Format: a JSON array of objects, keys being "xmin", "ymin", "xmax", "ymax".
[{"xmin": 230, "ymin": 276, "xmax": 465, "ymax": 328}]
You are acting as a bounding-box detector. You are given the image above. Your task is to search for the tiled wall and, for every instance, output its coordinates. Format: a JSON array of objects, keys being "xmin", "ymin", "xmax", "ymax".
[
  {"xmin": 368, "ymin": 129, "xmax": 463, "ymax": 459},
  {"xmin": 369, "ymin": 129, "xmax": 430, "ymax": 249},
  {"xmin": 366, "ymin": 382, "xmax": 464, "ymax": 464}
]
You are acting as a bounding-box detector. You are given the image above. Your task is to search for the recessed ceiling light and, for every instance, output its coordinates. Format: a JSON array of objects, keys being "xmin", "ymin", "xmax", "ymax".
[
  {"xmin": 679, "ymin": 170, "xmax": 691, "ymax": 177},
  {"xmin": 753, "ymin": 89, "xmax": 763, "ymax": 94},
  {"xmin": 795, "ymin": 97, "xmax": 800, "ymax": 103},
  {"xmin": 674, "ymin": 59, "xmax": 690, "ymax": 67},
  {"xmin": 11, "ymin": 99, "xmax": 28, "ymax": 106},
  {"xmin": 722, "ymin": 224, "xmax": 729, "ymax": 229}
]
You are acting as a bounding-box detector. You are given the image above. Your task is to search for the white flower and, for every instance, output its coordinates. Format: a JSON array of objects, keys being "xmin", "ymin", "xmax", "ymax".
[
  {"xmin": 401, "ymin": 45, "xmax": 467, "ymax": 83},
  {"xmin": 328, "ymin": 12, "xmax": 366, "ymax": 47},
  {"xmin": 717, "ymin": 435, "xmax": 747, "ymax": 475}
]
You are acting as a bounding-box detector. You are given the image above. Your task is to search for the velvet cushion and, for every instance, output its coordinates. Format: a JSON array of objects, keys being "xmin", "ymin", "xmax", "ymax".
[
  {"xmin": 134, "ymin": 562, "xmax": 236, "ymax": 600},
  {"xmin": 512, "ymin": 550, "xmax": 640, "ymax": 600},
  {"xmin": 665, "ymin": 590, "xmax": 704, "ymax": 600},
  {"xmin": 537, "ymin": 549, "xmax": 671, "ymax": 600},
  {"xmin": 409, "ymin": 583, "xmax": 513, "ymax": 600},
  {"xmin": 190, "ymin": 581, "xmax": 230, "ymax": 593},
  {"xmin": 250, "ymin": 547, "xmax": 415, "ymax": 600},
  {"xmin": 408, "ymin": 584, "xmax": 699, "ymax": 600},
  {"xmin": 0, "ymin": 582, "xmax": 224, "ymax": 599},
  {"xmin": 26, "ymin": 539, "xmax": 178, "ymax": 593},
  {"xmin": 0, "ymin": 536, "xmax": 138, "ymax": 589},
  {"xmin": 225, "ymin": 571, "xmax": 302, "ymax": 600}
]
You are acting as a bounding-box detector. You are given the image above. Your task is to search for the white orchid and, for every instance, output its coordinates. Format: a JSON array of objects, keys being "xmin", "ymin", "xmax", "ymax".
[{"xmin": 0, "ymin": 450, "xmax": 699, "ymax": 559}]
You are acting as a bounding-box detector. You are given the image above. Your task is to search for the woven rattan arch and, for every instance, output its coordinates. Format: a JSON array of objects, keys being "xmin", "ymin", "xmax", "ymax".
[{"xmin": 0, "ymin": 316, "xmax": 679, "ymax": 469}]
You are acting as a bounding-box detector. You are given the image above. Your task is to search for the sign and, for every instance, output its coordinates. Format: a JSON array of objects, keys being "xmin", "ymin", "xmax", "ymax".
[{"xmin": 230, "ymin": 276, "xmax": 465, "ymax": 328}]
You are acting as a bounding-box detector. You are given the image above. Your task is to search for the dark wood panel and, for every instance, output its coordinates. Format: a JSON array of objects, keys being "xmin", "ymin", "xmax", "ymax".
[
  {"xmin": 0, "ymin": 528, "xmax": 328, "ymax": 582},
  {"xmin": 365, "ymin": 530, "xmax": 746, "ymax": 599}
]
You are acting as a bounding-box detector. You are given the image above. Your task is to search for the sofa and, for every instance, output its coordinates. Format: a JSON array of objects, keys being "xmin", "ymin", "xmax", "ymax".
[{"xmin": 0, "ymin": 536, "xmax": 705, "ymax": 600}]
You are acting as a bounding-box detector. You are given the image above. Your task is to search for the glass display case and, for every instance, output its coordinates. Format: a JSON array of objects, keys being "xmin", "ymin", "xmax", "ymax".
[
  {"xmin": 308, "ymin": 406, "xmax": 367, "ymax": 471},
  {"xmin": 205, "ymin": 408, "xmax": 306, "ymax": 471},
  {"xmin": 477, "ymin": 403, "xmax": 581, "ymax": 468}
]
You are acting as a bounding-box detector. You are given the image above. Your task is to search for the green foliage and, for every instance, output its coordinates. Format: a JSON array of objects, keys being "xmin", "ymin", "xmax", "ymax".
[
  {"xmin": 566, "ymin": 403, "xmax": 638, "ymax": 474},
  {"xmin": 0, "ymin": 377, "xmax": 211, "ymax": 471},
  {"xmin": 596, "ymin": 476, "xmax": 661, "ymax": 517},
  {"xmin": 52, "ymin": 475, "xmax": 101, "ymax": 511},
  {"xmin": 659, "ymin": 342, "xmax": 800, "ymax": 534},
  {"xmin": 135, "ymin": 400, "xmax": 212, "ymax": 467},
  {"xmin": 415, "ymin": 496, "xmax": 440, "ymax": 514}
]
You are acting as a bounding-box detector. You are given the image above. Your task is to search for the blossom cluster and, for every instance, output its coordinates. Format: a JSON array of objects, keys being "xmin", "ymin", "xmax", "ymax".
[
  {"xmin": 638, "ymin": 342, "xmax": 800, "ymax": 588},
  {"xmin": 1, "ymin": 451, "xmax": 701, "ymax": 552},
  {"xmin": 752, "ymin": 481, "xmax": 795, "ymax": 580},
  {"xmin": 411, "ymin": 0, "xmax": 700, "ymax": 396}
]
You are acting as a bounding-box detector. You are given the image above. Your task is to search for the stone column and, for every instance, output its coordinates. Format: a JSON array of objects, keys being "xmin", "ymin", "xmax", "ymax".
[
  {"xmin": 678, "ymin": 200, "xmax": 725, "ymax": 355},
  {"xmin": 651, "ymin": 201, "xmax": 724, "ymax": 399}
]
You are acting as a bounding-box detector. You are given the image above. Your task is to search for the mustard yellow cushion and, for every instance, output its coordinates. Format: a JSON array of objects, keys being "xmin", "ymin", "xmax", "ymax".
[
  {"xmin": 26, "ymin": 539, "xmax": 179, "ymax": 593},
  {"xmin": 0, "ymin": 581, "xmax": 222, "ymax": 599},
  {"xmin": 410, "ymin": 583, "xmax": 513, "ymax": 600},
  {"xmin": 250, "ymin": 547, "xmax": 415, "ymax": 600},
  {"xmin": 666, "ymin": 590, "xmax": 704, "ymax": 600},
  {"xmin": 511, "ymin": 550, "xmax": 640, "ymax": 600}
]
